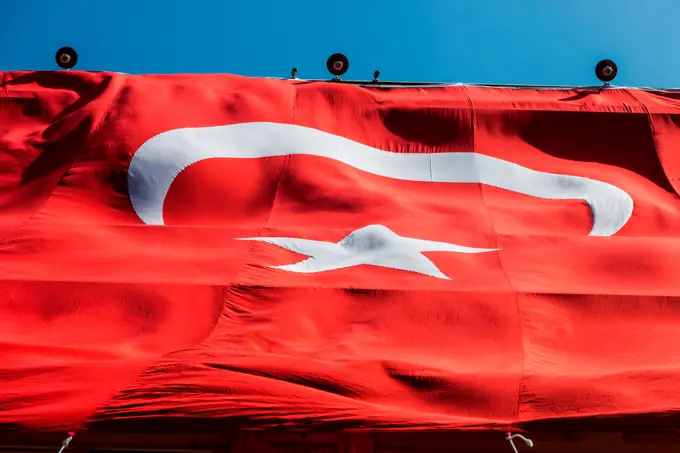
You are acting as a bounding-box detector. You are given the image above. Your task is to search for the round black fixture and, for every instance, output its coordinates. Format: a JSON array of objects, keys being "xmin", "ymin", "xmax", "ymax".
[
  {"xmin": 595, "ymin": 59, "xmax": 617, "ymax": 83},
  {"xmin": 56, "ymin": 47, "xmax": 78, "ymax": 69},
  {"xmin": 326, "ymin": 53, "xmax": 349, "ymax": 77}
]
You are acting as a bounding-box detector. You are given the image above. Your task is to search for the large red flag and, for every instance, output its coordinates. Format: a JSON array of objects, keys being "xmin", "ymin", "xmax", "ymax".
[{"xmin": 2, "ymin": 71, "xmax": 680, "ymax": 432}]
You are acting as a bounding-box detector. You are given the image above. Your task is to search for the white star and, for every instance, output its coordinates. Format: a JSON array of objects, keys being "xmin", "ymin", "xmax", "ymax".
[{"xmin": 237, "ymin": 225, "xmax": 498, "ymax": 280}]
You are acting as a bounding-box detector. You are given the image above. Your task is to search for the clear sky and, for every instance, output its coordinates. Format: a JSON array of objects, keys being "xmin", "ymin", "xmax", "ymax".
[{"xmin": 2, "ymin": 0, "xmax": 678, "ymax": 87}]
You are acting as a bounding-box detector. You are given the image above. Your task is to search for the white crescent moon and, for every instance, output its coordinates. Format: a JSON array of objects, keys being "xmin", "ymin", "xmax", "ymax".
[{"xmin": 127, "ymin": 122, "xmax": 633, "ymax": 237}]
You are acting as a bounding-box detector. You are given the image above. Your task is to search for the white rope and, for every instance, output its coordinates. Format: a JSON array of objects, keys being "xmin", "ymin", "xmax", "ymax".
[
  {"xmin": 57, "ymin": 432, "xmax": 75, "ymax": 453},
  {"xmin": 506, "ymin": 432, "xmax": 534, "ymax": 453}
]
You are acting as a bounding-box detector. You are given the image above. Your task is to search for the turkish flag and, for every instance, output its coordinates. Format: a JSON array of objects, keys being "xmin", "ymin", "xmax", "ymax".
[{"xmin": 2, "ymin": 71, "xmax": 680, "ymax": 432}]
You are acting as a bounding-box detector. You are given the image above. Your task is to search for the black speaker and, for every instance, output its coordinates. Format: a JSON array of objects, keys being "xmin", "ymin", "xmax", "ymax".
[
  {"xmin": 595, "ymin": 59, "xmax": 617, "ymax": 83},
  {"xmin": 56, "ymin": 47, "xmax": 78, "ymax": 69},
  {"xmin": 326, "ymin": 53, "xmax": 349, "ymax": 77}
]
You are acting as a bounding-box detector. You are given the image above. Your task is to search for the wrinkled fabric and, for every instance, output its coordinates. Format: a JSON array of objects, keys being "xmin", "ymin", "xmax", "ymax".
[{"xmin": 2, "ymin": 71, "xmax": 680, "ymax": 432}]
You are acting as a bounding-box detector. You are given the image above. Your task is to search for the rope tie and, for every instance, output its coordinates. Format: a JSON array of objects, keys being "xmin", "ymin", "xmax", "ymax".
[
  {"xmin": 506, "ymin": 432, "xmax": 534, "ymax": 453},
  {"xmin": 57, "ymin": 432, "xmax": 75, "ymax": 453}
]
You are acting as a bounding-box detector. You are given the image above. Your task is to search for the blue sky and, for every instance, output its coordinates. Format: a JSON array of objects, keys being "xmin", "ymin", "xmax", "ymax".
[{"xmin": 2, "ymin": 0, "xmax": 678, "ymax": 87}]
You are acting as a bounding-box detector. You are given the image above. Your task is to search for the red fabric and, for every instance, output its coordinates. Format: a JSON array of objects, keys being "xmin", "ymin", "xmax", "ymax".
[{"xmin": 2, "ymin": 71, "xmax": 680, "ymax": 432}]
